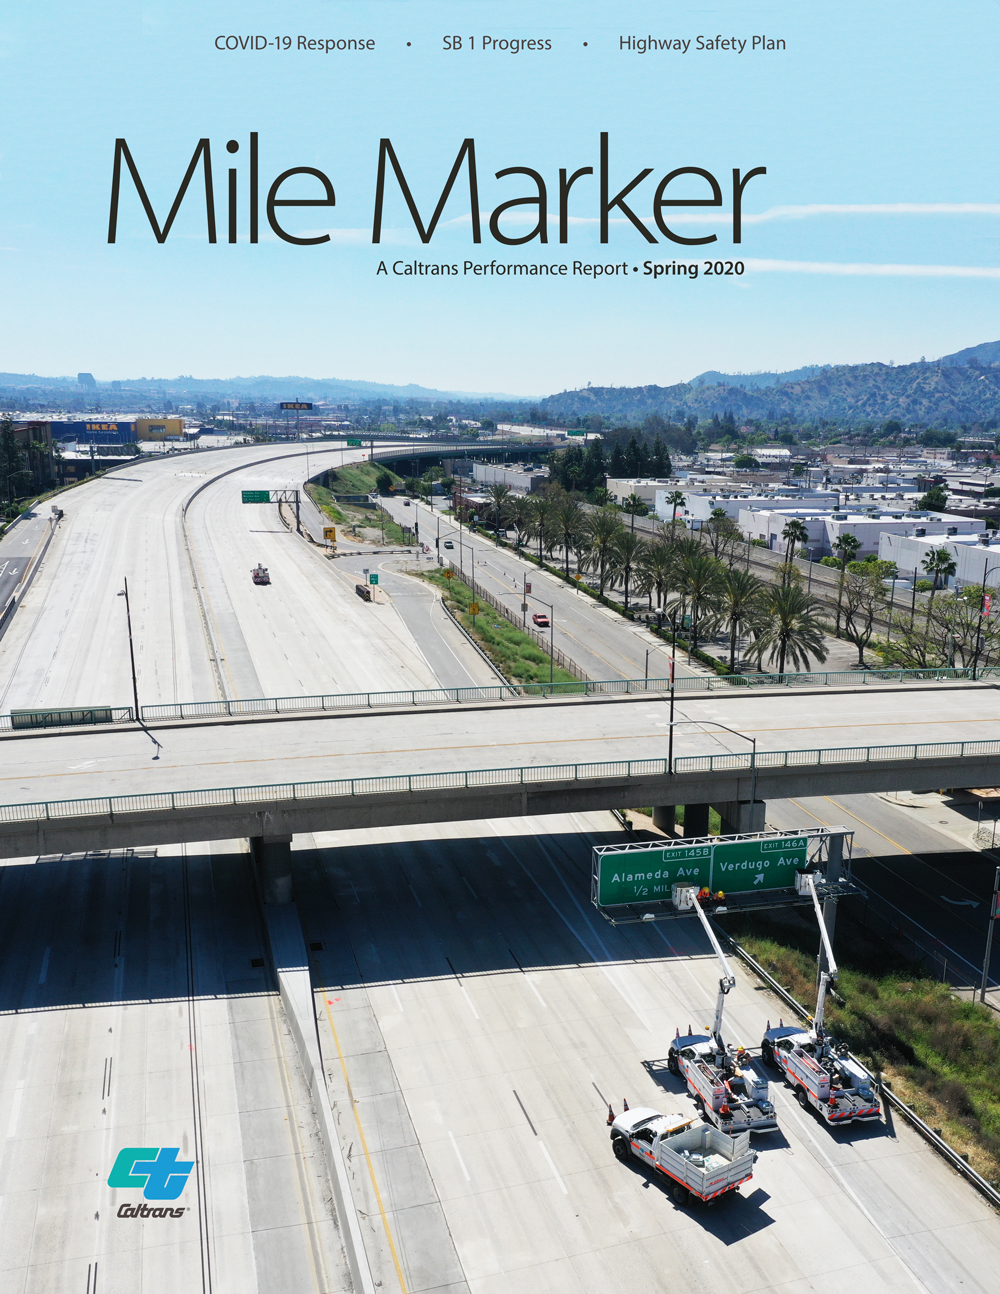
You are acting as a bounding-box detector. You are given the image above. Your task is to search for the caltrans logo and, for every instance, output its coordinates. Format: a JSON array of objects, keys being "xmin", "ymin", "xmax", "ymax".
[{"xmin": 108, "ymin": 1147, "xmax": 194, "ymax": 1212}]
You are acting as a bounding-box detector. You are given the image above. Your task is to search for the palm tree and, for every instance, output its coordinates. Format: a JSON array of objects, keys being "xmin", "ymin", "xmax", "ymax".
[
  {"xmin": 718, "ymin": 566, "xmax": 767, "ymax": 671},
  {"xmin": 781, "ymin": 519, "xmax": 810, "ymax": 584},
  {"xmin": 485, "ymin": 483, "xmax": 512, "ymax": 535},
  {"xmin": 751, "ymin": 584, "xmax": 829, "ymax": 675},
  {"xmin": 672, "ymin": 549, "xmax": 725, "ymax": 650},
  {"xmin": 529, "ymin": 495, "xmax": 556, "ymax": 563},
  {"xmin": 921, "ymin": 546, "xmax": 958, "ymax": 629},
  {"xmin": 621, "ymin": 493, "xmax": 648, "ymax": 531},
  {"xmin": 636, "ymin": 540, "xmax": 676, "ymax": 615},
  {"xmin": 553, "ymin": 499, "xmax": 586, "ymax": 579},
  {"xmin": 584, "ymin": 508, "xmax": 624, "ymax": 595},
  {"xmin": 608, "ymin": 530, "xmax": 647, "ymax": 610},
  {"xmin": 662, "ymin": 489, "xmax": 687, "ymax": 534},
  {"xmin": 507, "ymin": 495, "xmax": 533, "ymax": 551},
  {"xmin": 833, "ymin": 531, "xmax": 861, "ymax": 636}
]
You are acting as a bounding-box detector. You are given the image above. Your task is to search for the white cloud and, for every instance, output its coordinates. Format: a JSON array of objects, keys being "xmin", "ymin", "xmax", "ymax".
[{"xmin": 742, "ymin": 257, "xmax": 1000, "ymax": 278}]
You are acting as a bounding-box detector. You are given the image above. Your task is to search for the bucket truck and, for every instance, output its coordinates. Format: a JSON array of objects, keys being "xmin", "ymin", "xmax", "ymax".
[
  {"xmin": 761, "ymin": 871, "xmax": 881, "ymax": 1124},
  {"xmin": 666, "ymin": 885, "xmax": 778, "ymax": 1134},
  {"xmin": 610, "ymin": 1107, "xmax": 758, "ymax": 1206}
]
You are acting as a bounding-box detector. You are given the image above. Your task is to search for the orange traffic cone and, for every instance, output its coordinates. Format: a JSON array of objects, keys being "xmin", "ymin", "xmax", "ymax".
[
  {"xmin": 606, "ymin": 1103, "xmax": 615, "ymax": 1125},
  {"xmin": 623, "ymin": 1098, "xmax": 629, "ymax": 1111}
]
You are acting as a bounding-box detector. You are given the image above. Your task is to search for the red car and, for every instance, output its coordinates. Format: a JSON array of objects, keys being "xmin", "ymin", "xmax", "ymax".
[{"xmin": 532, "ymin": 612, "xmax": 550, "ymax": 627}]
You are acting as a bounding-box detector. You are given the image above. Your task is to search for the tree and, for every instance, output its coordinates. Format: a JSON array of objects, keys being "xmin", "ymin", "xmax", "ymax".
[
  {"xmin": 751, "ymin": 584, "xmax": 829, "ymax": 675},
  {"xmin": 375, "ymin": 469, "xmax": 394, "ymax": 495},
  {"xmin": 782, "ymin": 518, "xmax": 810, "ymax": 568},
  {"xmin": 584, "ymin": 508, "xmax": 625, "ymax": 595},
  {"xmin": 529, "ymin": 495, "xmax": 557, "ymax": 562},
  {"xmin": 553, "ymin": 498, "xmax": 586, "ymax": 579},
  {"xmin": 916, "ymin": 483, "xmax": 948, "ymax": 512},
  {"xmin": 582, "ymin": 437, "xmax": 606, "ymax": 492},
  {"xmin": 672, "ymin": 549, "xmax": 725, "ymax": 649},
  {"xmin": 608, "ymin": 530, "xmax": 647, "ymax": 610},
  {"xmin": 841, "ymin": 570, "xmax": 885, "ymax": 666},
  {"xmin": 608, "ymin": 442, "xmax": 627, "ymax": 477},
  {"xmin": 718, "ymin": 566, "xmax": 767, "ymax": 671},
  {"xmin": 921, "ymin": 545, "xmax": 957, "ymax": 629},
  {"xmin": 704, "ymin": 509, "xmax": 743, "ymax": 565},
  {"xmin": 733, "ymin": 453, "xmax": 760, "ymax": 470},
  {"xmin": 833, "ymin": 531, "xmax": 861, "ymax": 636},
  {"xmin": 636, "ymin": 540, "xmax": 675, "ymax": 615},
  {"xmin": 507, "ymin": 495, "xmax": 533, "ymax": 550},
  {"xmin": 621, "ymin": 493, "xmax": 649, "ymax": 527},
  {"xmin": 624, "ymin": 435, "xmax": 642, "ymax": 477},
  {"xmin": 662, "ymin": 490, "xmax": 687, "ymax": 534},
  {"xmin": 485, "ymin": 483, "xmax": 512, "ymax": 531}
]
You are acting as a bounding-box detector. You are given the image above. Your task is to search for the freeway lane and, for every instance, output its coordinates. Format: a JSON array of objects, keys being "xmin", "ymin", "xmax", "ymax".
[
  {"xmin": 296, "ymin": 810, "xmax": 1000, "ymax": 1293},
  {"xmin": 0, "ymin": 841, "xmax": 352, "ymax": 1293},
  {"xmin": 0, "ymin": 507, "xmax": 52, "ymax": 614},
  {"xmin": 382, "ymin": 497, "xmax": 700, "ymax": 682},
  {"xmin": 1, "ymin": 684, "xmax": 996, "ymax": 806}
]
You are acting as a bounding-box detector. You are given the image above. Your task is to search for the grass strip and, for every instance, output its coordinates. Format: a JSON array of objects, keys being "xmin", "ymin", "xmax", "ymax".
[
  {"xmin": 416, "ymin": 568, "xmax": 582, "ymax": 687},
  {"xmin": 716, "ymin": 904, "xmax": 1000, "ymax": 1183}
]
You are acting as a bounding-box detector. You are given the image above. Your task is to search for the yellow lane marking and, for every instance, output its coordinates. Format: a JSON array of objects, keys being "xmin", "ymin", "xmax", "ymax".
[
  {"xmin": 315, "ymin": 973, "xmax": 409, "ymax": 1294},
  {"xmin": 6, "ymin": 714, "xmax": 1000, "ymax": 789},
  {"xmin": 789, "ymin": 795, "xmax": 913, "ymax": 854}
]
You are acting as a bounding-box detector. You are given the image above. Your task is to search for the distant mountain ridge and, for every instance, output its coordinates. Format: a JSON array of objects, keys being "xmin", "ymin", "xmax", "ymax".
[
  {"xmin": 0, "ymin": 372, "xmax": 527, "ymax": 403},
  {"xmin": 690, "ymin": 364, "xmax": 833, "ymax": 389},
  {"xmin": 539, "ymin": 356, "xmax": 1000, "ymax": 426}
]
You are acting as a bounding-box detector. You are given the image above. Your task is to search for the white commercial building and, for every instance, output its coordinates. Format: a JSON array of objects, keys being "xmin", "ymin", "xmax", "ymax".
[
  {"xmin": 606, "ymin": 478, "xmax": 674, "ymax": 506},
  {"xmin": 740, "ymin": 506, "xmax": 980, "ymax": 559},
  {"xmin": 659, "ymin": 489, "xmax": 838, "ymax": 524},
  {"xmin": 879, "ymin": 531, "xmax": 1000, "ymax": 588}
]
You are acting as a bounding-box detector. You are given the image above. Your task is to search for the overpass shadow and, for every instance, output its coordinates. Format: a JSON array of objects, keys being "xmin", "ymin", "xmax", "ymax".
[{"xmin": 0, "ymin": 849, "xmax": 272, "ymax": 1014}]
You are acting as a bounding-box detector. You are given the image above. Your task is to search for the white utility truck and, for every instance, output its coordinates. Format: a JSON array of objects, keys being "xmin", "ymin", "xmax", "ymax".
[
  {"xmin": 666, "ymin": 885, "xmax": 778, "ymax": 1134},
  {"xmin": 610, "ymin": 1107, "xmax": 758, "ymax": 1206},
  {"xmin": 761, "ymin": 871, "xmax": 881, "ymax": 1124}
]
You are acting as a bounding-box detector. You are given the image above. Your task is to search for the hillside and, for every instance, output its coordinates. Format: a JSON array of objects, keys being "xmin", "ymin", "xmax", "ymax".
[{"xmin": 538, "ymin": 360, "xmax": 1000, "ymax": 426}]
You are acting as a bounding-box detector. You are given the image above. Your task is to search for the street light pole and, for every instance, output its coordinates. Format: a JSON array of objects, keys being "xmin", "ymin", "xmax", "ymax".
[{"xmin": 119, "ymin": 577, "xmax": 141, "ymax": 721}]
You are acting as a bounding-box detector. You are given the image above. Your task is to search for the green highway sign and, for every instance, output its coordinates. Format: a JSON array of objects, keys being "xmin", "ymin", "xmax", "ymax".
[
  {"xmin": 347, "ymin": 438, "xmax": 362, "ymax": 447},
  {"xmin": 567, "ymin": 429, "xmax": 585, "ymax": 436},
  {"xmin": 241, "ymin": 490, "xmax": 271, "ymax": 504},
  {"xmin": 369, "ymin": 573, "xmax": 379, "ymax": 585},
  {"xmin": 595, "ymin": 833, "xmax": 810, "ymax": 907}
]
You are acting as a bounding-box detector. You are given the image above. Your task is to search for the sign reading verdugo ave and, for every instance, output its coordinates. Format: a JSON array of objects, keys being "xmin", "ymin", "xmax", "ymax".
[{"xmin": 594, "ymin": 833, "xmax": 811, "ymax": 907}]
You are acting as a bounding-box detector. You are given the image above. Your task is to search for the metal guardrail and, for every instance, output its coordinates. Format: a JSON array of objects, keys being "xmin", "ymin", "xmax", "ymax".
[
  {"xmin": 674, "ymin": 736, "xmax": 1000, "ymax": 775},
  {"xmin": 718, "ymin": 926, "xmax": 1000, "ymax": 1210},
  {"xmin": 0, "ymin": 665, "xmax": 975, "ymax": 731},
  {"xmin": 1, "ymin": 737, "xmax": 998, "ymax": 827}
]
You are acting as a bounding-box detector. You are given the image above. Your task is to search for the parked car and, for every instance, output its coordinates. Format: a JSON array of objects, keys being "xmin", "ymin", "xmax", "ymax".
[{"xmin": 532, "ymin": 612, "xmax": 550, "ymax": 627}]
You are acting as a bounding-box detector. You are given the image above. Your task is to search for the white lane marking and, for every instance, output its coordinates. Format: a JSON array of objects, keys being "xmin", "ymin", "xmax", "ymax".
[
  {"xmin": 458, "ymin": 982, "xmax": 480, "ymax": 1020},
  {"xmin": 538, "ymin": 1140, "xmax": 568, "ymax": 1194},
  {"xmin": 448, "ymin": 1131, "xmax": 471, "ymax": 1182},
  {"xmin": 6, "ymin": 1080, "xmax": 25, "ymax": 1139},
  {"xmin": 524, "ymin": 976, "xmax": 547, "ymax": 1008},
  {"xmin": 390, "ymin": 984, "xmax": 404, "ymax": 1013},
  {"xmin": 407, "ymin": 883, "xmax": 422, "ymax": 907},
  {"xmin": 37, "ymin": 948, "xmax": 51, "ymax": 984}
]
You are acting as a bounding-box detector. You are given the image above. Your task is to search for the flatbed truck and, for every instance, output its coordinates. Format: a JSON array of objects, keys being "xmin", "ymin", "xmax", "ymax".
[{"xmin": 611, "ymin": 1106, "xmax": 758, "ymax": 1206}]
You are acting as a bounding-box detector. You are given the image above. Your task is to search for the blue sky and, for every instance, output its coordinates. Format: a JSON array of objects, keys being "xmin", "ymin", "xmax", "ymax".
[{"xmin": 3, "ymin": 1, "xmax": 1000, "ymax": 395}]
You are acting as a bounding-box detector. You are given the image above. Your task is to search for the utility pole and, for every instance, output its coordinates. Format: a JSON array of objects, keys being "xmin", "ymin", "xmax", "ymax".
[
  {"xmin": 120, "ymin": 578, "xmax": 140, "ymax": 721},
  {"xmin": 980, "ymin": 866, "xmax": 1000, "ymax": 1002}
]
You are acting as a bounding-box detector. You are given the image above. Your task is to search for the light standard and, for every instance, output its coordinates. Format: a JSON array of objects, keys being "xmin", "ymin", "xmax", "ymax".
[
  {"xmin": 666, "ymin": 717, "xmax": 757, "ymax": 811},
  {"xmin": 117, "ymin": 578, "xmax": 141, "ymax": 721},
  {"xmin": 972, "ymin": 561, "xmax": 1000, "ymax": 680}
]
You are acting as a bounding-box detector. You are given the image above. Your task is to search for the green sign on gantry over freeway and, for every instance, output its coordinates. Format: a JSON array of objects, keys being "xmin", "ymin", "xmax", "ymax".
[
  {"xmin": 241, "ymin": 490, "xmax": 271, "ymax": 504},
  {"xmin": 594, "ymin": 833, "xmax": 811, "ymax": 907}
]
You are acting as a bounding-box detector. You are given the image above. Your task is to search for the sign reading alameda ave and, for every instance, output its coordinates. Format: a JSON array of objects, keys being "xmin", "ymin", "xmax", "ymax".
[{"xmin": 594, "ymin": 833, "xmax": 812, "ymax": 907}]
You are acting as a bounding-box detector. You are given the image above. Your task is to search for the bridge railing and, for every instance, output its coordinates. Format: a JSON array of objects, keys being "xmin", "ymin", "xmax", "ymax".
[{"xmin": 2, "ymin": 735, "xmax": 1000, "ymax": 827}]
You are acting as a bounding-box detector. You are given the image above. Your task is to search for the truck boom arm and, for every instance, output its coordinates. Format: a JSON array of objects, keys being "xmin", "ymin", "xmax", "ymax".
[
  {"xmin": 690, "ymin": 896, "xmax": 737, "ymax": 1048},
  {"xmin": 803, "ymin": 872, "xmax": 838, "ymax": 1034}
]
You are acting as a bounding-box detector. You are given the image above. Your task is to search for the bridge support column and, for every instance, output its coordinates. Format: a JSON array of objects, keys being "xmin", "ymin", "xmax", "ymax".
[
  {"xmin": 250, "ymin": 834, "xmax": 294, "ymax": 905},
  {"xmin": 651, "ymin": 805, "xmax": 675, "ymax": 835},
  {"xmin": 679, "ymin": 803, "xmax": 710, "ymax": 838},
  {"xmin": 715, "ymin": 800, "xmax": 766, "ymax": 835}
]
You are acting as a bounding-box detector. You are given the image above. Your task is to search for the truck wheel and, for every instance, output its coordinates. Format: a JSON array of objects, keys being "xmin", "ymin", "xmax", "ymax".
[
  {"xmin": 795, "ymin": 1086, "xmax": 809, "ymax": 1110},
  {"xmin": 761, "ymin": 1042, "xmax": 775, "ymax": 1068},
  {"xmin": 671, "ymin": 1185, "xmax": 689, "ymax": 1207},
  {"xmin": 667, "ymin": 1052, "xmax": 680, "ymax": 1076},
  {"xmin": 612, "ymin": 1136, "xmax": 630, "ymax": 1163}
]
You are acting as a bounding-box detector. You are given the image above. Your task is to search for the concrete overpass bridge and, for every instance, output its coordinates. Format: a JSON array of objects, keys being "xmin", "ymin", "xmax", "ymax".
[{"xmin": 2, "ymin": 681, "xmax": 998, "ymax": 896}]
